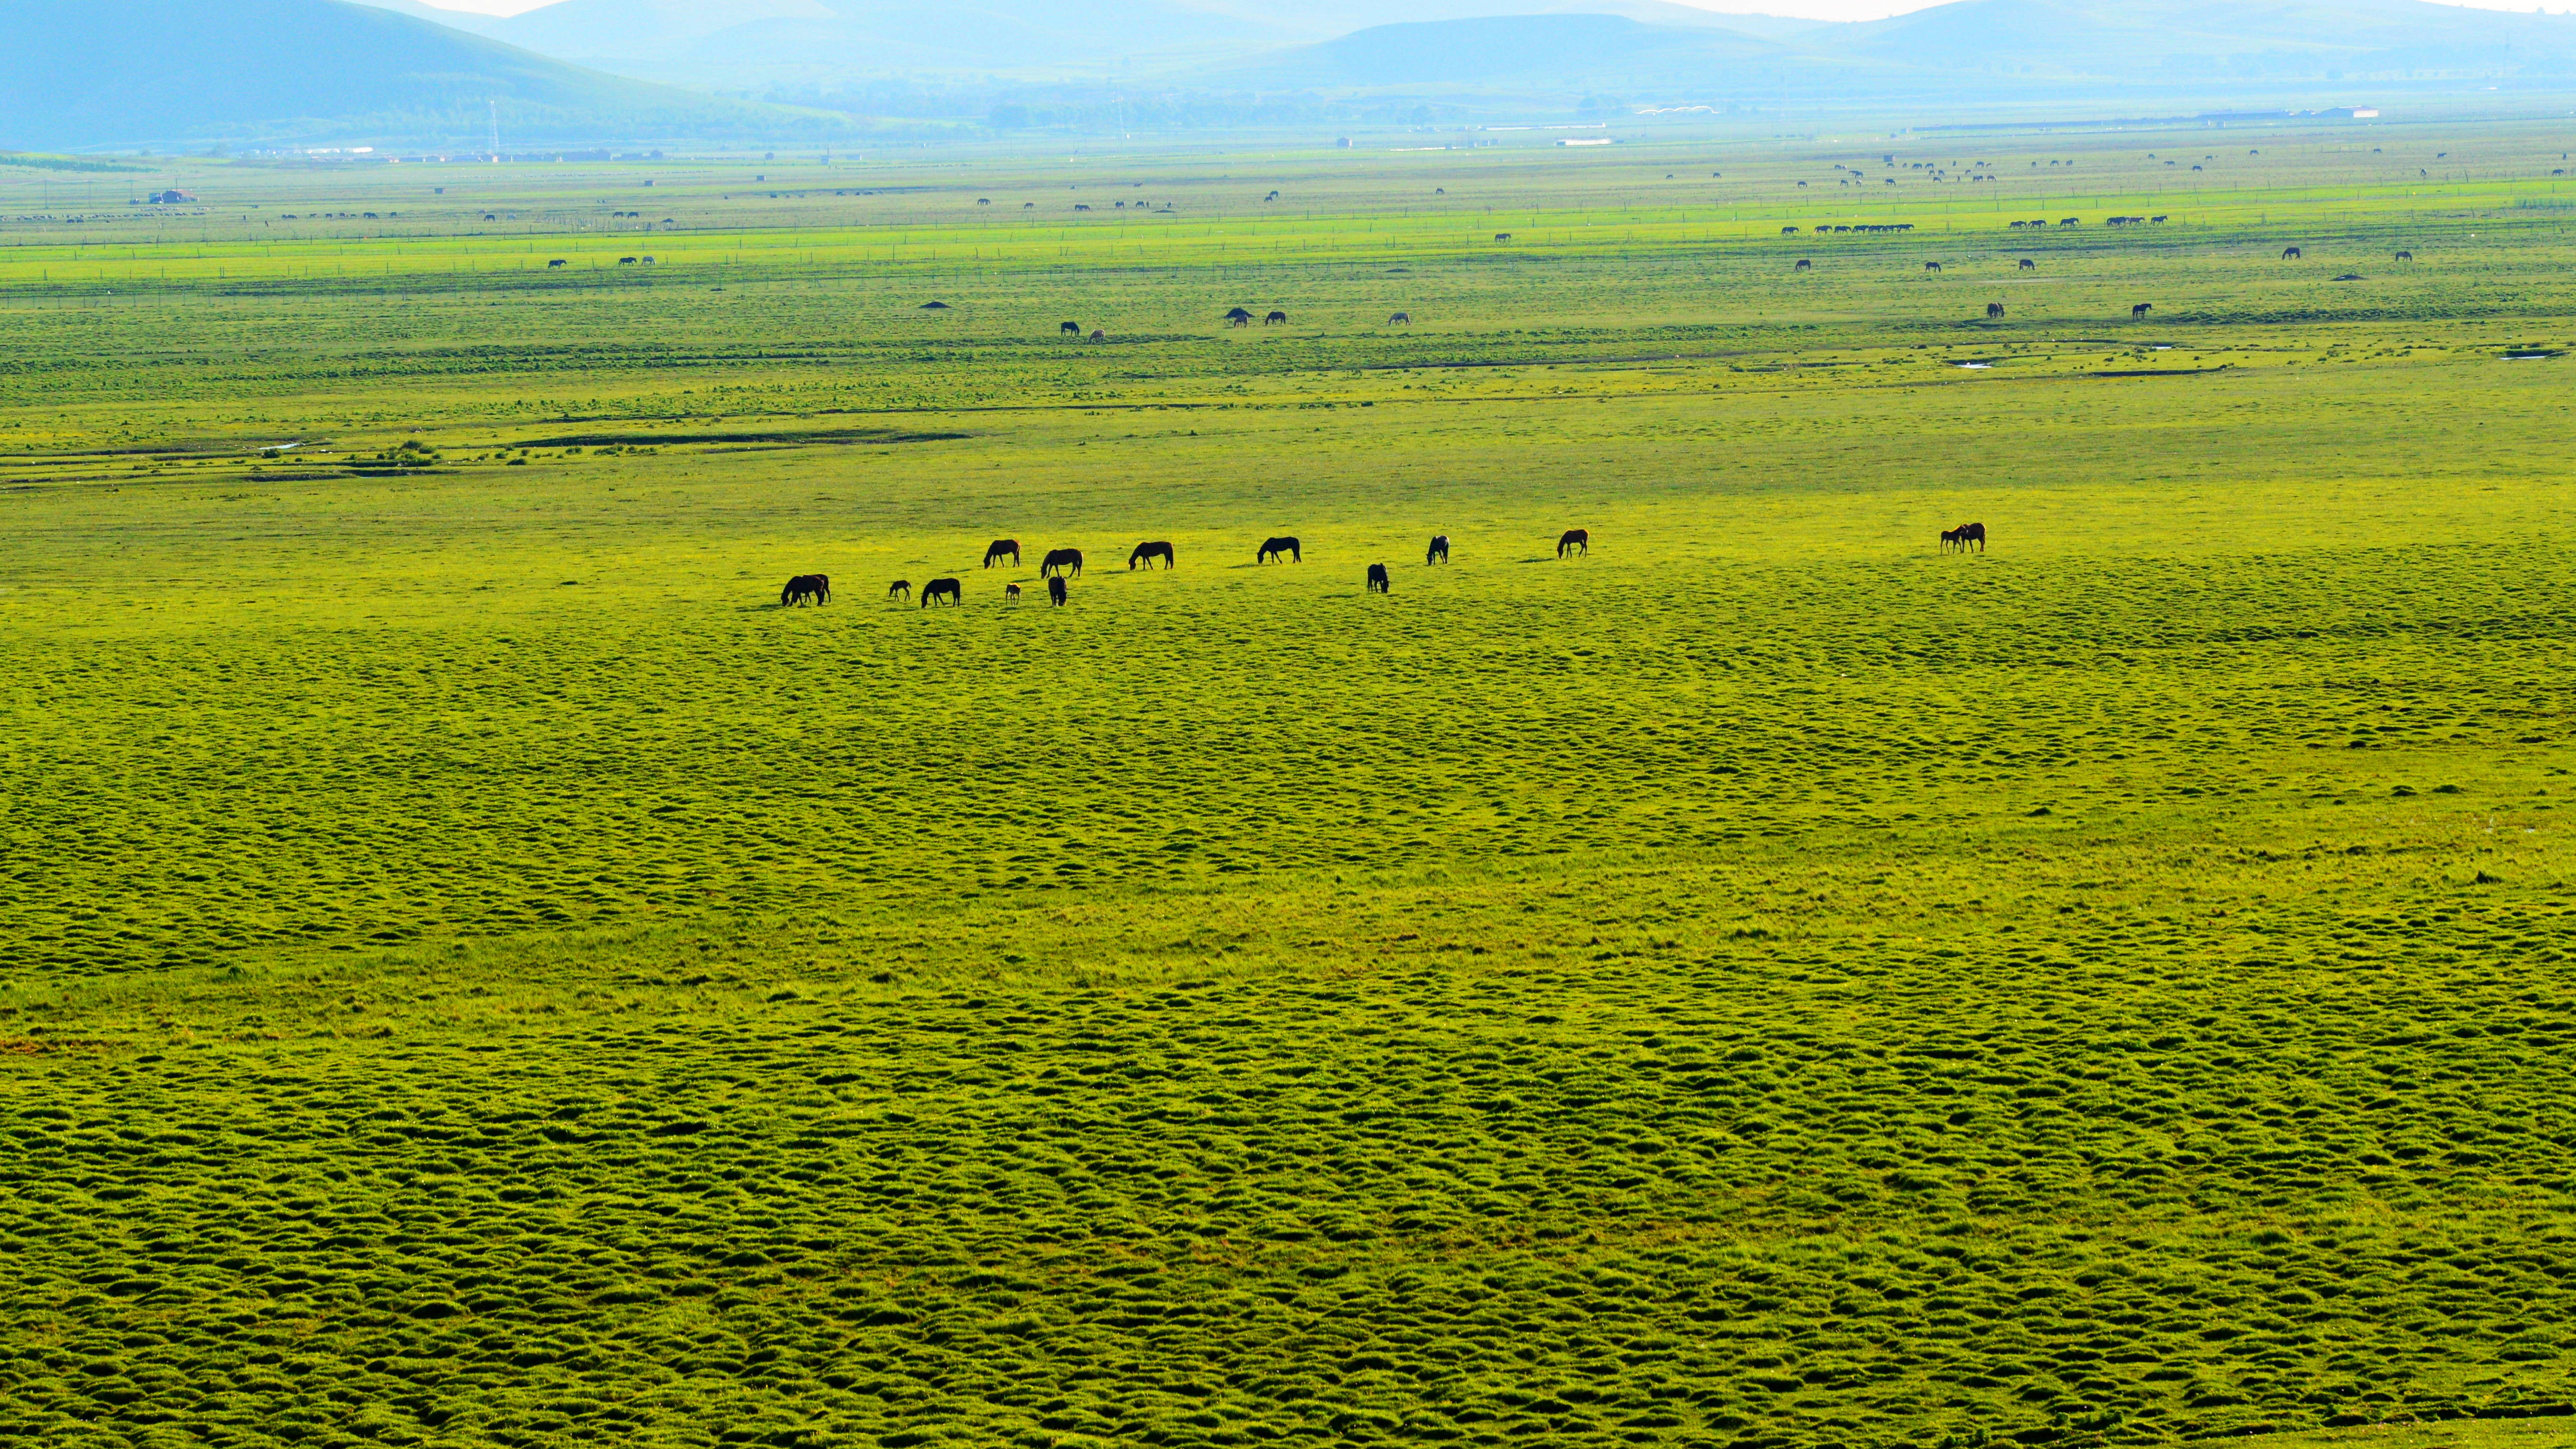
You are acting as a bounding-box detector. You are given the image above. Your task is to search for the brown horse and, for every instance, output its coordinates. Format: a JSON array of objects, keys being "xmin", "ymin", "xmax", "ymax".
[
  {"xmin": 887, "ymin": 579, "xmax": 911, "ymax": 601},
  {"xmin": 1939, "ymin": 526, "xmax": 1965, "ymax": 552},
  {"xmin": 1005, "ymin": 583, "xmax": 1022, "ymax": 603},
  {"xmin": 1048, "ymin": 575, "xmax": 1068, "ymax": 607},
  {"xmin": 1258, "ymin": 536, "xmax": 1301, "ymax": 563},
  {"xmin": 1426, "ymin": 534, "xmax": 1450, "ymax": 564},
  {"xmin": 1129, "ymin": 541, "xmax": 1175, "ymax": 570},
  {"xmin": 1366, "ymin": 563, "xmax": 1391, "ymax": 594},
  {"xmin": 1040, "ymin": 547, "xmax": 1083, "ymax": 578},
  {"xmin": 921, "ymin": 578, "xmax": 963, "ymax": 606},
  {"xmin": 781, "ymin": 574, "xmax": 830, "ymax": 606},
  {"xmin": 1557, "ymin": 528, "xmax": 1588, "ymax": 558},
  {"xmin": 983, "ymin": 539, "xmax": 1020, "ymax": 568}
]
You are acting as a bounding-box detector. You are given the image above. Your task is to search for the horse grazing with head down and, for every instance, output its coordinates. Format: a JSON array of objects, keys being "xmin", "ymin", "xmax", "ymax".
[
  {"xmin": 887, "ymin": 580, "xmax": 911, "ymax": 601},
  {"xmin": 1557, "ymin": 529, "xmax": 1589, "ymax": 559},
  {"xmin": 781, "ymin": 574, "xmax": 830, "ymax": 606},
  {"xmin": 921, "ymin": 578, "xmax": 964, "ymax": 606},
  {"xmin": 1366, "ymin": 563, "xmax": 1391, "ymax": 594},
  {"xmin": 1426, "ymin": 534, "xmax": 1450, "ymax": 565},
  {"xmin": 983, "ymin": 539, "xmax": 1020, "ymax": 568},
  {"xmin": 1040, "ymin": 547, "xmax": 1084, "ymax": 578},
  {"xmin": 1005, "ymin": 584, "xmax": 1022, "ymax": 604},
  {"xmin": 1258, "ymin": 536, "xmax": 1302, "ymax": 563},
  {"xmin": 1048, "ymin": 575, "xmax": 1068, "ymax": 607},
  {"xmin": 1128, "ymin": 541, "xmax": 1175, "ymax": 571}
]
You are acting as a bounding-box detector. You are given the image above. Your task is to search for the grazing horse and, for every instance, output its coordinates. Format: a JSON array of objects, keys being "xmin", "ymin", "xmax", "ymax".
[
  {"xmin": 887, "ymin": 579, "xmax": 911, "ymax": 601},
  {"xmin": 921, "ymin": 577, "xmax": 963, "ymax": 606},
  {"xmin": 1795, "ymin": 258, "xmax": 1812, "ymax": 270},
  {"xmin": 1048, "ymin": 575, "xmax": 1067, "ymax": 607},
  {"xmin": 1924, "ymin": 261, "xmax": 1942, "ymax": 272},
  {"xmin": 1366, "ymin": 563, "xmax": 1392, "ymax": 594},
  {"xmin": 2283, "ymin": 246, "xmax": 2302, "ymax": 260},
  {"xmin": 1005, "ymin": 583, "xmax": 1022, "ymax": 604},
  {"xmin": 1987, "ymin": 302, "xmax": 2006, "ymax": 318},
  {"xmin": 1129, "ymin": 541, "xmax": 1175, "ymax": 570},
  {"xmin": 1387, "ymin": 311, "xmax": 1410, "ymax": 326},
  {"xmin": 1265, "ymin": 310, "xmax": 1287, "ymax": 325},
  {"xmin": 1060, "ymin": 321, "xmax": 1081, "ymax": 336},
  {"xmin": 781, "ymin": 574, "xmax": 830, "ymax": 606},
  {"xmin": 1226, "ymin": 308, "xmax": 1253, "ymax": 327},
  {"xmin": 1557, "ymin": 528, "xmax": 1589, "ymax": 559},
  {"xmin": 1426, "ymin": 534, "xmax": 1450, "ymax": 565},
  {"xmin": 2395, "ymin": 250, "xmax": 2414, "ymax": 262},
  {"xmin": 1944, "ymin": 522, "xmax": 1988, "ymax": 554},
  {"xmin": 983, "ymin": 538, "xmax": 1020, "ymax": 569},
  {"xmin": 1258, "ymin": 536, "xmax": 1302, "ymax": 563},
  {"xmin": 1040, "ymin": 547, "xmax": 1084, "ymax": 578},
  {"xmin": 2018, "ymin": 258, "xmax": 2036, "ymax": 270},
  {"xmin": 2131, "ymin": 302, "xmax": 2151, "ymax": 320},
  {"xmin": 1089, "ymin": 329, "xmax": 1105, "ymax": 343}
]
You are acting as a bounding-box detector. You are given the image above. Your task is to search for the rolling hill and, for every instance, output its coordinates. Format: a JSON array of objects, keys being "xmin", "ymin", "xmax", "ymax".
[
  {"xmin": 1204, "ymin": 13, "xmax": 1790, "ymax": 91},
  {"xmin": 3, "ymin": 0, "xmax": 813, "ymax": 152}
]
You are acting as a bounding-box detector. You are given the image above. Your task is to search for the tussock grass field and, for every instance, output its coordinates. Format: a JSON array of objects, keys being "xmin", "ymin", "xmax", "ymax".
[{"xmin": 4, "ymin": 119, "xmax": 2576, "ymax": 1448}]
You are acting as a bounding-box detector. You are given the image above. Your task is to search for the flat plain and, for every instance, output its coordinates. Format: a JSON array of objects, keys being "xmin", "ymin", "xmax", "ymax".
[{"xmin": 3, "ymin": 117, "xmax": 2575, "ymax": 1448}]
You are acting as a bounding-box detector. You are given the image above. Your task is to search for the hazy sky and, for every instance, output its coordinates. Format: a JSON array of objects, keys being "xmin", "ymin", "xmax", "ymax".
[{"xmin": 414, "ymin": 0, "xmax": 2573, "ymax": 19}]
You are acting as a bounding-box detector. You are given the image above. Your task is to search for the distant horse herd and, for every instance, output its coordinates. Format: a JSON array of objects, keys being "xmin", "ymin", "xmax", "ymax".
[{"xmin": 784, "ymin": 519, "xmax": 1997, "ymax": 610}]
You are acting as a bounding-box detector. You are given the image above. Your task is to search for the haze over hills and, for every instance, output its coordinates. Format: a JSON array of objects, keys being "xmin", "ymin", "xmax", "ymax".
[
  {"xmin": 1201, "ymin": 0, "xmax": 2576, "ymax": 102},
  {"xmin": 1203, "ymin": 13, "xmax": 1792, "ymax": 91},
  {"xmin": 4, "ymin": 0, "xmax": 823, "ymax": 152},
  {"xmin": 25, "ymin": 0, "xmax": 2576, "ymax": 151},
  {"xmin": 349, "ymin": 0, "xmax": 1832, "ymax": 85}
]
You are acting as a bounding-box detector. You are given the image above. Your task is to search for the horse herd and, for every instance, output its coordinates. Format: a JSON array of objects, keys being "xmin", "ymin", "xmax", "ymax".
[
  {"xmin": 780, "ymin": 523, "xmax": 1986, "ymax": 608},
  {"xmin": 779, "ymin": 528, "xmax": 1596, "ymax": 608}
]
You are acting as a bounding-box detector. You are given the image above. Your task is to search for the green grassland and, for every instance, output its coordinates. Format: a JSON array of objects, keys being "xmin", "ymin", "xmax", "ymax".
[{"xmin": 3, "ymin": 120, "xmax": 2575, "ymax": 1448}]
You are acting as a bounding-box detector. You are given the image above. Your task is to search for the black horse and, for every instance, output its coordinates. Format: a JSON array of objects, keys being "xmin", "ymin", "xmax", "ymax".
[
  {"xmin": 1557, "ymin": 528, "xmax": 1589, "ymax": 558},
  {"xmin": 1129, "ymin": 541, "xmax": 1175, "ymax": 570},
  {"xmin": 983, "ymin": 539, "xmax": 1020, "ymax": 568},
  {"xmin": 1426, "ymin": 534, "xmax": 1450, "ymax": 565},
  {"xmin": 887, "ymin": 579, "xmax": 911, "ymax": 601},
  {"xmin": 1366, "ymin": 563, "xmax": 1391, "ymax": 594},
  {"xmin": 921, "ymin": 578, "xmax": 963, "ymax": 606},
  {"xmin": 1005, "ymin": 584, "xmax": 1022, "ymax": 603},
  {"xmin": 1956, "ymin": 522, "xmax": 1988, "ymax": 553},
  {"xmin": 1258, "ymin": 536, "xmax": 1302, "ymax": 563},
  {"xmin": 781, "ymin": 574, "xmax": 830, "ymax": 606},
  {"xmin": 1059, "ymin": 321, "xmax": 1081, "ymax": 336},
  {"xmin": 1048, "ymin": 575, "xmax": 1068, "ymax": 606},
  {"xmin": 1040, "ymin": 547, "xmax": 1084, "ymax": 578}
]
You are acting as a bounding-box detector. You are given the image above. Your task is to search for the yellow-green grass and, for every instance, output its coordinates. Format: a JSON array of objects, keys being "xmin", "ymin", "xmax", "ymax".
[{"xmin": 2, "ymin": 120, "xmax": 2574, "ymax": 1449}]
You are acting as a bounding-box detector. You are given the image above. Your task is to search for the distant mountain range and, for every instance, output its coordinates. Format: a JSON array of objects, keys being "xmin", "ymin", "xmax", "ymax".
[
  {"xmin": 337, "ymin": 0, "xmax": 2576, "ymax": 100},
  {"xmin": 352, "ymin": 0, "xmax": 1833, "ymax": 84},
  {"xmin": 16, "ymin": 0, "xmax": 2576, "ymax": 151},
  {"xmin": 1209, "ymin": 0, "xmax": 2576, "ymax": 101},
  {"xmin": 3, "ymin": 0, "xmax": 822, "ymax": 152}
]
